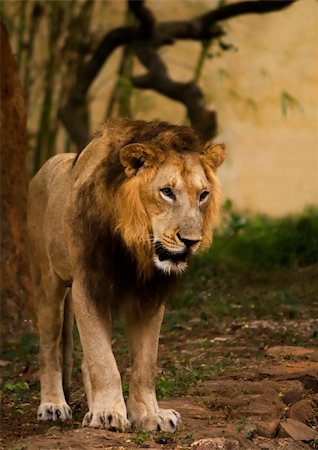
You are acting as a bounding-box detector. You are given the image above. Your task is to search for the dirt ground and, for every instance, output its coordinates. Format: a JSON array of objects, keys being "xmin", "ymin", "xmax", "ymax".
[{"xmin": 1, "ymin": 269, "xmax": 318, "ymax": 449}]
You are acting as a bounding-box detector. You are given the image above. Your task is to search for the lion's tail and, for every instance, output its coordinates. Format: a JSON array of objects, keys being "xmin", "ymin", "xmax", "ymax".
[{"xmin": 62, "ymin": 292, "xmax": 74, "ymax": 404}]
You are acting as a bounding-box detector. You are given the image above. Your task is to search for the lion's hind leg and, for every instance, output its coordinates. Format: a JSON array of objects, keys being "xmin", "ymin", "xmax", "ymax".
[
  {"xmin": 36, "ymin": 273, "xmax": 72, "ymax": 421},
  {"xmin": 62, "ymin": 292, "xmax": 74, "ymax": 404}
]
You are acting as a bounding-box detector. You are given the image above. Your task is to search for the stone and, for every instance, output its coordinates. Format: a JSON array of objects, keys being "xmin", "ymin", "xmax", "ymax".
[
  {"xmin": 255, "ymin": 419, "xmax": 280, "ymax": 438},
  {"xmin": 266, "ymin": 346, "xmax": 316, "ymax": 359},
  {"xmin": 279, "ymin": 418, "xmax": 318, "ymax": 441},
  {"xmin": 0, "ymin": 360, "xmax": 11, "ymax": 367},
  {"xmin": 312, "ymin": 393, "xmax": 318, "ymax": 406},
  {"xmin": 298, "ymin": 372, "xmax": 318, "ymax": 392},
  {"xmin": 253, "ymin": 437, "xmax": 311, "ymax": 449},
  {"xmin": 191, "ymin": 438, "xmax": 239, "ymax": 450},
  {"xmin": 282, "ymin": 387, "xmax": 304, "ymax": 405},
  {"xmin": 259, "ymin": 360, "xmax": 318, "ymax": 379},
  {"xmin": 310, "ymin": 351, "xmax": 318, "ymax": 362},
  {"xmin": 159, "ymin": 398, "xmax": 211, "ymax": 419},
  {"xmin": 287, "ymin": 399, "xmax": 317, "ymax": 424}
]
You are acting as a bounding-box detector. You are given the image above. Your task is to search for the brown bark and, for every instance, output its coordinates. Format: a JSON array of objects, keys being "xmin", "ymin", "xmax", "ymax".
[{"xmin": 0, "ymin": 21, "xmax": 33, "ymax": 341}]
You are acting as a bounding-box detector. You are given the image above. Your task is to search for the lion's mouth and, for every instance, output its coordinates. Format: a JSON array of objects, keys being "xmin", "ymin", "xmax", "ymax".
[{"xmin": 154, "ymin": 242, "xmax": 188, "ymax": 264}]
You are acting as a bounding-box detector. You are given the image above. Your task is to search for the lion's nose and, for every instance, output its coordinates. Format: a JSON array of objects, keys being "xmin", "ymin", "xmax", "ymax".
[{"xmin": 176, "ymin": 232, "xmax": 201, "ymax": 248}]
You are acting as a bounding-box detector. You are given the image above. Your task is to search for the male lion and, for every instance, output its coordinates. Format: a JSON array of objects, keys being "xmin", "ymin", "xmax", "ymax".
[{"xmin": 27, "ymin": 119, "xmax": 225, "ymax": 432}]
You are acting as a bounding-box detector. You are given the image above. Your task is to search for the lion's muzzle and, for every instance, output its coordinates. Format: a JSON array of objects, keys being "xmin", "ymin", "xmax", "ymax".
[
  {"xmin": 154, "ymin": 242, "xmax": 188, "ymax": 263},
  {"xmin": 176, "ymin": 232, "xmax": 201, "ymax": 249}
]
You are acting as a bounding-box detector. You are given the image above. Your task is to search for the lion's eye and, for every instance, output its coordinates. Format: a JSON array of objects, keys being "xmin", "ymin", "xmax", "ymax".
[
  {"xmin": 160, "ymin": 187, "xmax": 175, "ymax": 200},
  {"xmin": 199, "ymin": 191, "xmax": 209, "ymax": 202}
]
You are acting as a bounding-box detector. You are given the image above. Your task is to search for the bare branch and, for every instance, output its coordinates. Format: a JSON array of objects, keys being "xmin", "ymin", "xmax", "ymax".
[
  {"xmin": 132, "ymin": 45, "xmax": 216, "ymax": 140},
  {"xmin": 59, "ymin": 26, "xmax": 142, "ymax": 148},
  {"xmin": 77, "ymin": 26, "xmax": 140, "ymax": 99},
  {"xmin": 199, "ymin": 0, "xmax": 296, "ymax": 27},
  {"xmin": 59, "ymin": 0, "xmax": 297, "ymax": 147},
  {"xmin": 127, "ymin": 0, "xmax": 155, "ymax": 35},
  {"xmin": 154, "ymin": 0, "xmax": 296, "ymax": 42},
  {"xmin": 58, "ymin": 103, "xmax": 90, "ymax": 150}
]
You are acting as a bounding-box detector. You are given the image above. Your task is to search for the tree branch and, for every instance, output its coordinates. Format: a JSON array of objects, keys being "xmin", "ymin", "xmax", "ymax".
[
  {"xmin": 132, "ymin": 45, "xmax": 216, "ymax": 140},
  {"xmin": 199, "ymin": 0, "xmax": 296, "ymax": 28},
  {"xmin": 59, "ymin": 0, "xmax": 297, "ymax": 147},
  {"xmin": 58, "ymin": 102, "xmax": 90, "ymax": 150},
  {"xmin": 59, "ymin": 26, "xmax": 142, "ymax": 147},
  {"xmin": 127, "ymin": 0, "xmax": 155, "ymax": 35}
]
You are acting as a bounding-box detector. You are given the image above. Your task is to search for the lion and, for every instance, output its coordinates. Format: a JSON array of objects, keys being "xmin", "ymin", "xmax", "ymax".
[{"xmin": 26, "ymin": 118, "xmax": 225, "ymax": 432}]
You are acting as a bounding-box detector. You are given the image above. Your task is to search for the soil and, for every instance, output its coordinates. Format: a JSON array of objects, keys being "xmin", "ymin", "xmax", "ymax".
[{"xmin": 1, "ymin": 270, "xmax": 318, "ymax": 449}]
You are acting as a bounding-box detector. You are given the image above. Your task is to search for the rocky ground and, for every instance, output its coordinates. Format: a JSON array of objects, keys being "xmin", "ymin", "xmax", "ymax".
[
  {"xmin": 1, "ymin": 318, "xmax": 317, "ymax": 449},
  {"xmin": 1, "ymin": 267, "xmax": 317, "ymax": 449}
]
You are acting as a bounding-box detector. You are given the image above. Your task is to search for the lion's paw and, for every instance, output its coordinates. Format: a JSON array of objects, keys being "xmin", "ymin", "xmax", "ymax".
[
  {"xmin": 133, "ymin": 409, "xmax": 181, "ymax": 432},
  {"xmin": 82, "ymin": 410, "xmax": 130, "ymax": 432},
  {"xmin": 37, "ymin": 402, "xmax": 72, "ymax": 421}
]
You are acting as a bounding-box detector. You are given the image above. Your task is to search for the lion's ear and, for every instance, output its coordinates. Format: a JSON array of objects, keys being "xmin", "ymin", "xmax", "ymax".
[
  {"xmin": 120, "ymin": 143, "xmax": 160, "ymax": 177},
  {"xmin": 202, "ymin": 142, "xmax": 226, "ymax": 170}
]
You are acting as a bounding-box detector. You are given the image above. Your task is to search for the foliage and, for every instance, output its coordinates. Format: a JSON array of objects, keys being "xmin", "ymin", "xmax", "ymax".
[
  {"xmin": 133, "ymin": 430, "xmax": 151, "ymax": 445},
  {"xmin": 280, "ymin": 90, "xmax": 302, "ymax": 117},
  {"xmin": 156, "ymin": 356, "xmax": 241, "ymax": 399},
  {"xmin": 4, "ymin": 380, "xmax": 29, "ymax": 392},
  {"xmin": 193, "ymin": 204, "xmax": 318, "ymax": 274},
  {"xmin": 172, "ymin": 205, "xmax": 318, "ymax": 320},
  {"xmin": 1, "ymin": 332, "xmax": 38, "ymax": 362}
]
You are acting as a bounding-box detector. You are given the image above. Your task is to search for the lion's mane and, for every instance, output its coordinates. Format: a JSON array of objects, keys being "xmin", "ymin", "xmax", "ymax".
[{"xmin": 73, "ymin": 119, "xmax": 221, "ymax": 312}]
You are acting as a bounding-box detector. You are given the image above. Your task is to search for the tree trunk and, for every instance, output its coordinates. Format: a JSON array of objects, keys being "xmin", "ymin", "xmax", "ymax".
[{"xmin": 0, "ymin": 21, "xmax": 33, "ymax": 342}]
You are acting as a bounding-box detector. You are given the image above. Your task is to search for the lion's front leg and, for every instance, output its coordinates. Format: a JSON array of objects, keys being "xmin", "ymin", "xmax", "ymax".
[
  {"xmin": 72, "ymin": 277, "xmax": 130, "ymax": 432},
  {"xmin": 125, "ymin": 303, "xmax": 181, "ymax": 432}
]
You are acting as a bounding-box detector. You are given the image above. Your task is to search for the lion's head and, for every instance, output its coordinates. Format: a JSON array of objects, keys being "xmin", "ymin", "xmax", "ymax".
[
  {"xmin": 74, "ymin": 119, "xmax": 225, "ymax": 307},
  {"xmin": 88, "ymin": 120, "xmax": 226, "ymax": 277},
  {"xmin": 117, "ymin": 142, "xmax": 224, "ymax": 276}
]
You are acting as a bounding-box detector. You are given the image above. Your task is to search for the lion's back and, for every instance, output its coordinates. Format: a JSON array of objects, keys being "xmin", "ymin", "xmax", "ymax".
[
  {"xmin": 27, "ymin": 153, "xmax": 76, "ymax": 281},
  {"xmin": 28, "ymin": 153, "xmax": 75, "ymax": 226}
]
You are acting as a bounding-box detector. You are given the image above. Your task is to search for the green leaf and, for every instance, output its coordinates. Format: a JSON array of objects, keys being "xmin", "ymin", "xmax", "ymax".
[
  {"xmin": 280, "ymin": 91, "xmax": 302, "ymax": 117},
  {"xmin": 4, "ymin": 380, "xmax": 29, "ymax": 392},
  {"xmin": 223, "ymin": 198, "xmax": 233, "ymax": 210}
]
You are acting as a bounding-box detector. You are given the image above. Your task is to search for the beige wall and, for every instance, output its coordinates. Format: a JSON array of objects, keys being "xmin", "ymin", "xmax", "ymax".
[
  {"xmin": 91, "ymin": 0, "xmax": 318, "ymax": 216},
  {"xmin": 205, "ymin": 0, "xmax": 318, "ymax": 216},
  {"xmin": 6, "ymin": 0, "xmax": 317, "ymax": 216}
]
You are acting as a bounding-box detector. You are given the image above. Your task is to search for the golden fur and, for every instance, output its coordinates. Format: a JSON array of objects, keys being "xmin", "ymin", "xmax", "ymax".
[{"xmin": 27, "ymin": 119, "xmax": 225, "ymax": 432}]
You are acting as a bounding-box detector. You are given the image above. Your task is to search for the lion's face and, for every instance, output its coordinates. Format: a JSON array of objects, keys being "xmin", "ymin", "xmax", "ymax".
[
  {"xmin": 119, "ymin": 140, "xmax": 225, "ymax": 276},
  {"xmin": 140, "ymin": 153, "xmax": 213, "ymax": 274}
]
